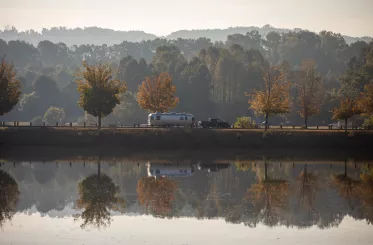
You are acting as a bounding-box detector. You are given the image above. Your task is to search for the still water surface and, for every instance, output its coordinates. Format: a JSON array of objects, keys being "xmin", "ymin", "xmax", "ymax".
[{"xmin": 1, "ymin": 157, "xmax": 373, "ymax": 244}]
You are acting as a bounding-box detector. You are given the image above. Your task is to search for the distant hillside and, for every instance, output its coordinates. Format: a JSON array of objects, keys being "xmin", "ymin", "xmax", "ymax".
[
  {"xmin": 166, "ymin": 25, "xmax": 373, "ymax": 45},
  {"xmin": 0, "ymin": 25, "xmax": 371, "ymax": 46},
  {"xmin": 0, "ymin": 26, "xmax": 157, "ymax": 46}
]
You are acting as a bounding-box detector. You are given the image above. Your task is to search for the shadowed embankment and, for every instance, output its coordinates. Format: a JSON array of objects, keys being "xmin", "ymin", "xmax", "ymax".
[{"xmin": 1, "ymin": 127, "xmax": 373, "ymax": 159}]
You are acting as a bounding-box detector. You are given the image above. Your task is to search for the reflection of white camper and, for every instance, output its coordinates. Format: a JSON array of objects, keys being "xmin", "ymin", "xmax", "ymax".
[
  {"xmin": 329, "ymin": 120, "xmax": 353, "ymax": 129},
  {"xmin": 148, "ymin": 112, "xmax": 195, "ymax": 127},
  {"xmin": 146, "ymin": 162, "xmax": 194, "ymax": 177}
]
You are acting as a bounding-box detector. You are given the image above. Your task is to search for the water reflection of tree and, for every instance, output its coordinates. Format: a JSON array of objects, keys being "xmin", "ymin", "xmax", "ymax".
[
  {"xmin": 358, "ymin": 166, "xmax": 373, "ymax": 224},
  {"xmin": 247, "ymin": 161, "xmax": 289, "ymax": 227},
  {"xmin": 298, "ymin": 165, "xmax": 320, "ymax": 220},
  {"xmin": 330, "ymin": 161, "xmax": 361, "ymax": 210},
  {"xmin": 136, "ymin": 176, "xmax": 177, "ymax": 217},
  {"xmin": 0, "ymin": 170, "xmax": 20, "ymax": 228},
  {"xmin": 74, "ymin": 162, "xmax": 125, "ymax": 229}
]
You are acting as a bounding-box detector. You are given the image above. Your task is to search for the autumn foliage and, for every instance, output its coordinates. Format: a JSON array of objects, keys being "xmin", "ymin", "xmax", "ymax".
[
  {"xmin": 137, "ymin": 72, "xmax": 179, "ymax": 113},
  {"xmin": 136, "ymin": 176, "xmax": 177, "ymax": 216},
  {"xmin": 76, "ymin": 62, "xmax": 126, "ymax": 128},
  {"xmin": 359, "ymin": 82, "xmax": 373, "ymax": 115},
  {"xmin": 246, "ymin": 67, "xmax": 290, "ymax": 130},
  {"xmin": 0, "ymin": 58, "xmax": 21, "ymax": 116}
]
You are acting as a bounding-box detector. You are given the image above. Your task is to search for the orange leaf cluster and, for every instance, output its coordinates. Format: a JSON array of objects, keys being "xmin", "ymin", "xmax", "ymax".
[{"xmin": 137, "ymin": 72, "xmax": 179, "ymax": 113}]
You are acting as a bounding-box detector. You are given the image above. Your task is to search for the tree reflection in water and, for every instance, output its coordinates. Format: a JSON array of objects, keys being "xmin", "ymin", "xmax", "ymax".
[
  {"xmin": 136, "ymin": 176, "xmax": 177, "ymax": 217},
  {"xmin": 298, "ymin": 165, "xmax": 320, "ymax": 216},
  {"xmin": 0, "ymin": 170, "xmax": 20, "ymax": 228},
  {"xmin": 74, "ymin": 162, "xmax": 125, "ymax": 229},
  {"xmin": 330, "ymin": 161, "xmax": 361, "ymax": 210},
  {"xmin": 247, "ymin": 161, "xmax": 289, "ymax": 227},
  {"xmin": 358, "ymin": 166, "xmax": 373, "ymax": 224}
]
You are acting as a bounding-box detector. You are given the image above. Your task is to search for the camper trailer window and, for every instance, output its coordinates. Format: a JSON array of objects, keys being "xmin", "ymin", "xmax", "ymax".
[
  {"xmin": 180, "ymin": 117, "xmax": 184, "ymax": 120},
  {"xmin": 185, "ymin": 117, "xmax": 188, "ymax": 120},
  {"xmin": 150, "ymin": 116, "xmax": 154, "ymax": 120},
  {"xmin": 156, "ymin": 116, "xmax": 161, "ymax": 120}
]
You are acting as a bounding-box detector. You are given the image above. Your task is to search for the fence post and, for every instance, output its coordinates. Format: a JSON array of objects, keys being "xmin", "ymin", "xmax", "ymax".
[
  {"xmin": 30, "ymin": 122, "xmax": 32, "ymax": 126},
  {"xmin": 280, "ymin": 125, "xmax": 282, "ymax": 129},
  {"xmin": 43, "ymin": 122, "xmax": 45, "ymax": 127},
  {"xmin": 70, "ymin": 122, "xmax": 72, "ymax": 127},
  {"xmin": 56, "ymin": 122, "xmax": 59, "ymax": 127},
  {"xmin": 13, "ymin": 121, "xmax": 16, "ymax": 126},
  {"xmin": 293, "ymin": 125, "xmax": 295, "ymax": 129},
  {"xmin": 17, "ymin": 121, "xmax": 19, "ymax": 126},
  {"xmin": 317, "ymin": 125, "xmax": 319, "ymax": 130}
]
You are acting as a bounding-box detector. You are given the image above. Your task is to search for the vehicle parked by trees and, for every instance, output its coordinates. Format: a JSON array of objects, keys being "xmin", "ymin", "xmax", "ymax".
[
  {"xmin": 147, "ymin": 112, "xmax": 195, "ymax": 127},
  {"xmin": 198, "ymin": 118, "xmax": 230, "ymax": 128}
]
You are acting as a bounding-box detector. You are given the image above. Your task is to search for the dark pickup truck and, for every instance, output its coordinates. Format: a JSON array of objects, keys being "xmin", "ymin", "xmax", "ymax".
[{"xmin": 198, "ymin": 118, "xmax": 231, "ymax": 128}]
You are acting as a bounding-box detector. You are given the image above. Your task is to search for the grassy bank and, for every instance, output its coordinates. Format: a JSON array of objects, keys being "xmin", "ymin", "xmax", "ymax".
[{"xmin": 1, "ymin": 127, "xmax": 373, "ymax": 152}]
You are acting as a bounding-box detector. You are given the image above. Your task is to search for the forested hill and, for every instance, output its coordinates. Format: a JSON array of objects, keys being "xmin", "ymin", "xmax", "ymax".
[
  {"xmin": 0, "ymin": 26, "xmax": 158, "ymax": 46},
  {"xmin": 1, "ymin": 25, "xmax": 371, "ymax": 46},
  {"xmin": 167, "ymin": 25, "xmax": 373, "ymax": 44}
]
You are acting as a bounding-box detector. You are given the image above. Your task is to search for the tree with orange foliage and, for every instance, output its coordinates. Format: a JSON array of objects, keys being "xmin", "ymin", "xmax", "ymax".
[
  {"xmin": 137, "ymin": 72, "xmax": 179, "ymax": 113},
  {"xmin": 246, "ymin": 66, "xmax": 290, "ymax": 131},
  {"xmin": 359, "ymin": 82, "xmax": 373, "ymax": 115},
  {"xmin": 247, "ymin": 161, "xmax": 289, "ymax": 227},
  {"xmin": 136, "ymin": 176, "xmax": 177, "ymax": 216}
]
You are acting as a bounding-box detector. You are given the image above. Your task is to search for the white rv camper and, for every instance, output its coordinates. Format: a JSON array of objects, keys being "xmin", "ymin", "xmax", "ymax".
[{"xmin": 148, "ymin": 112, "xmax": 195, "ymax": 127}]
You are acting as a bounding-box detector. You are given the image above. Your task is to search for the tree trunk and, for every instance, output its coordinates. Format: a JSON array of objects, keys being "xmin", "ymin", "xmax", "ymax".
[
  {"xmin": 265, "ymin": 113, "xmax": 269, "ymax": 131},
  {"xmin": 305, "ymin": 117, "xmax": 308, "ymax": 129},
  {"xmin": 98, "ymin": 162, "xmax": 101, "ymax": 179},
  {"xmin": 345, "ymin": 118, "xmax": 348, "ymax": 133},
  {"xmin": 98, "ymin": 114, "xmax": 102, "ymax": 129},
  {"xmin": 264, "ymin": 161, "xmax": 268, "ymax": 181},
  {"xmin": 344, "ymin": 161, "xmax": 347, "ymax": 178}
]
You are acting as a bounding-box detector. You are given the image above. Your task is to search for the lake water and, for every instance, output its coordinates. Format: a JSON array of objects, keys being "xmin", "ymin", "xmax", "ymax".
[{"xmin": 1, "ymin": 156, "xmax": 373, "ymax": 245}]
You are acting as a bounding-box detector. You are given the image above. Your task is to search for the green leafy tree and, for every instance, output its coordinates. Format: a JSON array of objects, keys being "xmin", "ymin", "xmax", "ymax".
[
  {"xmin": 76, "ymin": 62, "xmax": 127, "ymax": 129},
  {"xmin": 0, "ymin": 58, "xmax": 21, "ymax": 116},
  {"xmin": 44, "ymin": 106, "xmax": 65, "ymax": 124}
]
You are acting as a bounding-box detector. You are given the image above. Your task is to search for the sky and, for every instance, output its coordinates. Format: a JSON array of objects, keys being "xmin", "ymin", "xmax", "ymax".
[{"xmin": 1, "ymin": 0, "xmax": 372, "ymax": 37}]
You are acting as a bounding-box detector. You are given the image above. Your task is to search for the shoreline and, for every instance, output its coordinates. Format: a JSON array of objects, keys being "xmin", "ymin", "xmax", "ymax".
[{"xmin": 1, "ymin": 127, "xmax": 373, "ymax": 159}]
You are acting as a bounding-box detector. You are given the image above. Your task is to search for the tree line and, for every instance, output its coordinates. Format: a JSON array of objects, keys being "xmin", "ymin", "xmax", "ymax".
[{"xmin": 0, "ymin": 29, "xmax": 373, "ymax": 127}]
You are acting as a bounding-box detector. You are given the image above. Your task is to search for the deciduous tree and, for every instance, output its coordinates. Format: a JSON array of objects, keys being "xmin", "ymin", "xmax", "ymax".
[
  {"xmin": 359, "ymin": 82, "xmax": 373, "ymax": 115},
  {"xmin": 297, "ymin": 60, "xmax": 322, "ymax": 128},
  {"xmin": 137, "ymin": 72, "xmax": 179, "ymax": 112},
  {"xmin": 0, "ymin": 58, "xmax": 21, "ymax": 116},
  {"xmin": 246, "ymin": 67, "xmax": 290, "ymax": 130},
  {"xmin": 76, "ymin": 62, "xmax": 126, "ymax": 129}
]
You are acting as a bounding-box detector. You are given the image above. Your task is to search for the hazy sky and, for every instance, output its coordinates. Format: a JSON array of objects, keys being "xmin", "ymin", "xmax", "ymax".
[{"xmin": 1, "ymin": 0, "xmax": 372, "ymax": 37}]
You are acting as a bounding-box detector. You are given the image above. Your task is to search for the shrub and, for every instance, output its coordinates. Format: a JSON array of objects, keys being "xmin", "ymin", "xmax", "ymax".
[
  {"xmin": 234, "ymin": 117, "xmax": 255, "ymax": 129},
  {"xmin": 363, "ymin": 115, "xmax": 373, "ymax": 128},
  {"xmin": 44, "ymin": 106, "xmax": 65, "ymax": 125}
]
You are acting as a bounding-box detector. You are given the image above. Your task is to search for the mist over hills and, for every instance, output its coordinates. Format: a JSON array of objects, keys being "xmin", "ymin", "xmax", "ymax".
[{"xmin": 0, "ymin": 25, "xmax": 371, "ymax": 46}]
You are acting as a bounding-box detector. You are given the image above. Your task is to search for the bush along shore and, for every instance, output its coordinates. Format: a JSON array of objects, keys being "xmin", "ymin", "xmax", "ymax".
[{"xmin": 1, "ymin": 127, "xmax": 373, "ymax": 151}]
